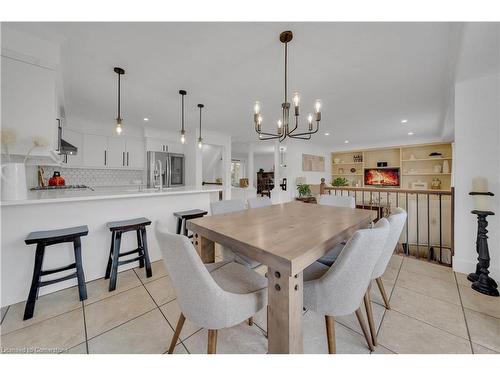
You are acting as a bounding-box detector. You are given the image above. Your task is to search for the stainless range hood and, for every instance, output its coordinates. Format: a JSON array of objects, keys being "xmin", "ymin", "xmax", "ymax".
[{"xmin": 57, "ymin": 118, "xmax": 78, "ymax": 155}]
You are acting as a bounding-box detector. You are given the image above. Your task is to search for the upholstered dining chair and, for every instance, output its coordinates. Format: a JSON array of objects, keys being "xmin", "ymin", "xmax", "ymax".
[
  {"xmin": 155, "ymin": 223, "xmax": 267, "ymax": 354},
  {"xmin": 247, "ymin": 196, "xmax": 272, "ymax": 209},
  {"xmin": 363, "ymin": 207, "xmax": 407, "ymax": 346},
  {"xmin": 302, "ymin": 218, "xmax": 390, "ymax": 353},
  {"xmin": 316, "ymin": 194, "xmax": 357, "ymax": 267},
  {"xmin": 210, "ymin": 200, "xmax": 261, "ymax": 269}
]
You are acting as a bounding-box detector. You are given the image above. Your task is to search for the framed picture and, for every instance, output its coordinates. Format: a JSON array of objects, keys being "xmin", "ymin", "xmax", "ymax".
[{"xmin": 302, "ymin": 154, "xmax": 325, "ymax": 172}]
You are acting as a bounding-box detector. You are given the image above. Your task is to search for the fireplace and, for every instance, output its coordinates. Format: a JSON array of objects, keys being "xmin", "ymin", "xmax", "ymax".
[{"xmin": 364, "ymin": 168, "xmax": 400, "ymax": 187}]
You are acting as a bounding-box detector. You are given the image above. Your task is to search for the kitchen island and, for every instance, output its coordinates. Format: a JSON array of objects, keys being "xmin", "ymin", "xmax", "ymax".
[{"xmin": 0, "ymin": 186, "xmax": 222, "ymax": 306}]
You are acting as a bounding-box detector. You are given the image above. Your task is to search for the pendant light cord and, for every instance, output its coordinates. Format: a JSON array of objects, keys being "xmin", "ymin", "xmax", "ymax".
[
  {"xmin": 117, "ymin": 73, "xmax": 121, "ymax": 119},
  {"xmin": 181, "ymin": 94, "xmax": 185, "ymax": 132},
  {"xmin": 199, "ymin": 106, "xmax": 202, "ymax": 137}
]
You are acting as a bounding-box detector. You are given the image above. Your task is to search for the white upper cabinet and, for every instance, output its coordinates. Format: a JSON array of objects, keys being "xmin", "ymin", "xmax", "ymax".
[
  {"xmin": 145, "ymin": 137, "xmax": 182, "ymax": 154},
  {"xmin": 1, "ymin": 56, "xmax": 57, "ymax": 157},
  {"xmin": 125, "ymin": 138, "xmax": 145, "ymax": 169},
  {"xmin": 61, "ymin": 128, "xmax": 83, "ymax": 166},
  {"xmin": 83, "ymin": 134, "xmax": 107, "ymax": 167}
]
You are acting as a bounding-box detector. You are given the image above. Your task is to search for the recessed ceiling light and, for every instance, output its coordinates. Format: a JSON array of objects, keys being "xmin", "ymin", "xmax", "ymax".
[
  {"xmin": 324, "ymin": 132, "xmax": 330, "ymax": 136},
  {"xmin": 401, "ymin": 119, "xmax": 408, "ymax": 124},
  {"xmin": 143, "ymin": 117, "xmax": 149, "ymax": 122},
  {"xmin": 408, "ymin": 132, "xmax": 414, "ymax": 135},
  {"xmin": 344, "ymin": 140, "xmax": 349, "ymax": 144}
]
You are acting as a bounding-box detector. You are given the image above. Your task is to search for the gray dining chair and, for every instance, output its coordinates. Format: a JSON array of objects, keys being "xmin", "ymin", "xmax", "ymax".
[
  {"xmin": 210, "ymin": 200, "xmax": 261, "ymax": 269},
  {"xmin": 303, "ymin": 218, "xmax": 390, "ymax": 353},
  {"xmin": 247, "ymin": 196, "xmax": 272, "ymax": 209},
  {"xmin": 363, "ymin": 207, "xmax": 407, "ymax": 346},
  {"xmin": 316, "ymin": 194, "xmax": 357, "ymax": 267},
  {"xmin": 155, "ymin": 223, "xmax": 267, "ymax": 354}
]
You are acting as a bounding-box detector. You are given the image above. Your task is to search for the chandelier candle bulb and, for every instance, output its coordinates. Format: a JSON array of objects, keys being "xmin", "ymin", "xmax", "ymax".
[{"xmin": 254, "ymin": 101, "xmax": 261, "ymax": 114}]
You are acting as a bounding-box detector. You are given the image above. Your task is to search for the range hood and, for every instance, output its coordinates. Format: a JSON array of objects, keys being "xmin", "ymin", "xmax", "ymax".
[{"xmin": 57, "ymin": 119, "xmax": 78, "ymax": 155}]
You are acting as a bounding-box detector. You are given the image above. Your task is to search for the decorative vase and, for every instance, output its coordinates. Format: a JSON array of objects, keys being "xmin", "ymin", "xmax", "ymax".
[
  {"xmin": 1, "ymin": 162, "xmax": 28, "ymax": 201},
  {"xmin": 433, "ymin": 164, "xmax": 442, "ymax": 173},
  {"xmin": 443, "ymin": 160, "xmax": 450, "ymax": 173}
]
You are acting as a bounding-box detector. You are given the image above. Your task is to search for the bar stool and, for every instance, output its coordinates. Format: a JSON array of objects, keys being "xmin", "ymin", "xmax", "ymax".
[
  {"xmin": 24, "ymin": 225, "xmax": 89, "ymax": 320},
  {"xmin": 173, "ymin": 209, "xmax": 208, "ymax": 238},
  {"xmin": 105, "ymin": 217, "xmax": 152, "ymax": 291}
]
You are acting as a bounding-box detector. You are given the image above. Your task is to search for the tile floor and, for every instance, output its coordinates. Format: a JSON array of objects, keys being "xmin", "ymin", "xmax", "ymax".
[{"xmin": 1, "ymin": 253, "xmax": 499, "ymax": 354}]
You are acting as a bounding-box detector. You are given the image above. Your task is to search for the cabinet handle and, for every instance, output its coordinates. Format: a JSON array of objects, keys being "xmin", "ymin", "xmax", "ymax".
[
  {"xmin": 104, "ymin": 150, "xmax": 107, "ymax": 166},
  {"xmin": 122, "ymin": 152, "xmax": 125, "ymax": 166},
  {"xmin": 127, "ymin": 152, "xmax": 129, "ymax": 166}
]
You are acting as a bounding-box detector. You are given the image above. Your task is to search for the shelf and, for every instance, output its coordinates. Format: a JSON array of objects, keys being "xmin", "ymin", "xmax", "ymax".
[
  {"xmin": 332, "ymin": 173, "xmax": 363, "ymax": 176},
  {"xmin": 403, "ymin": 173, "xmax": 452, "ymax": 176},
  {"xmin": 332, "ymin": 162, "xmax": 363, "ymax": 165},
  {"xmin": 364, "ymin": 166, "xmax": 400, "ymax": 169},
  {"xmin": 402, "ymin": 157, "xmax": 452, "ymax": 162}
]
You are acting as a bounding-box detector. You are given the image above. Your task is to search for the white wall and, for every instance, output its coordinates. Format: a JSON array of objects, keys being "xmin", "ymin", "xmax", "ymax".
[
  {"xmin": 254, "ymin": 153, "xmax": 274, "ymax": 173},
  {"xmin": 202, "ymin": 144, "xmax": 223, "ymax": 182},
  {"xmin": 453, "ymin": 73, "xmax": 500, "ymax": 279}
]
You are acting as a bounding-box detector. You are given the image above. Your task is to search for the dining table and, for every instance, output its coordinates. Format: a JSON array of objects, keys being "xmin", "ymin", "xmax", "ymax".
[{"xmin": 186, "ymin": 200, "xmax": 375, "ymax": 354}]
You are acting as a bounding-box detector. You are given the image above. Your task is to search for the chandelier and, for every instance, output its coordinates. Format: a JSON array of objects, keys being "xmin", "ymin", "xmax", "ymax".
[{"xmin": 253, "ymin": 31, "xmax": 322, "ymax": 142}]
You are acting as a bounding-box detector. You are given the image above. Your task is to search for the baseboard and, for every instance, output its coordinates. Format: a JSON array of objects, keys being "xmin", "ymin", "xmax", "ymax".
[{"xmin": 453, "ymin": 257, "xmax": 500, "ymax": 281}]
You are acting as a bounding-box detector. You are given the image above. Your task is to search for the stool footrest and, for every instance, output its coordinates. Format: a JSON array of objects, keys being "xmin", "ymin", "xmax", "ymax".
[
  {"xmin": 118, "ymin": 256, "xmax": 144, "ymax": 266},
  {"xmin": 118, "ymin": 248, "xmax": 142, "ymax": 257},
  {"xmin": 41, "ymin": 263, "xmax": 76, "ymax": 276},
  {"xmin": 39, "ymin": 272, "xmax": 78, "ymax": 287}
]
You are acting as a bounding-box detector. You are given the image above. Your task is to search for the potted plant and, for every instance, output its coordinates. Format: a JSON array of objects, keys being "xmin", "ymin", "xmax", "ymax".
[
  {"xmin": 332, "ymin": 177, "xmax": 349, "ymax": 187},
  {"xmin": 297, "ymin": 183, "xmax": 312, "ymax": 197}
]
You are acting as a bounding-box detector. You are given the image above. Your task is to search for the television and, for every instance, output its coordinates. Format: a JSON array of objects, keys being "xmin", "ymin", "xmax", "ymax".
[{"xmin": 364, "ymin": 168, "xmax": 400, "ymax": 187}]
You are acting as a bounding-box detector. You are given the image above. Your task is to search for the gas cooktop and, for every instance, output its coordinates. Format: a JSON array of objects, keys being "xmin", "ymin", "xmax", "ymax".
[{"xmin": 30, "ymin": 185, "xmax": 94, "ymax": 191}]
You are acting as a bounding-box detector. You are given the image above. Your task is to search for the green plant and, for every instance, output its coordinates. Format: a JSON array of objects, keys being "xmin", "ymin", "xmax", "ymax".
[
  {"xmin": 332, "ymin": 177, "xmax": 349, "ymax": 187},
  {"xmin": 297, "ymin": 183, "xmax": 311, "ymax": 197}
]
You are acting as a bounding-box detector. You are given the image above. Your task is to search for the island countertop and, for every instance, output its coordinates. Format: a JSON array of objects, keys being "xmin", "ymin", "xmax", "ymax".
[{"xmin": 0, "ymin": 185, "xmax": 223, "ymax": 207}]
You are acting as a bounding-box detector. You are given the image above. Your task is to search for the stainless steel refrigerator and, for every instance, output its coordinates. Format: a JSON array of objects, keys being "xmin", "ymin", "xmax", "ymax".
[{"xmin": 146, "ymin": 151, "xmax": 185, "ymax": 188}]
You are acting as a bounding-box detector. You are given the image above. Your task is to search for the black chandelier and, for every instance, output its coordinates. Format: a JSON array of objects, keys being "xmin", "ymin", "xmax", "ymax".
[{"xmin": 253, "ymin": 31, "xmax": 322, "ymax": 142}]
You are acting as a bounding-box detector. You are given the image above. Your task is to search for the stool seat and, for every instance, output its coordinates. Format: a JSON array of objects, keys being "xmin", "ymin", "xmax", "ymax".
[
  {"xmin": 107, "ymin": 217, "xmax": 151, "ymax": 232},
  {"xmin": 25, "ymin": 225, "xmax": 89, "ymax": 245},
  {"xmin": 173, "ymin": 209, "xmax": 208, "ymax": 219}
]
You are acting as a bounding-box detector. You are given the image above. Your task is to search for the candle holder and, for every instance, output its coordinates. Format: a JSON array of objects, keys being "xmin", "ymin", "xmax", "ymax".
[{"xmin": 467, "ymin": 192, "xmax": 498, "ymax": 296}]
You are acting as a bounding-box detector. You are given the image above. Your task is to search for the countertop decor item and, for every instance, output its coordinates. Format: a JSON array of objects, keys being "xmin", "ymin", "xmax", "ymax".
[
  {"xmin": 48, "ymin": 171, "xmax": 65, "ymax": 186},
  {"xmin": 197, "ymin": 104, "xmax": 204, "ymax": 149},
  {"xmin": 114, "ymin": 67, "xmax": 125, "ymax": 135},
  {"xmin": 253, "ymin": 31, "xmax": 321, "ymax": 142},
  {"xmin": 179, "ymin": 90, "xmax": 187, "ymax": 144}
]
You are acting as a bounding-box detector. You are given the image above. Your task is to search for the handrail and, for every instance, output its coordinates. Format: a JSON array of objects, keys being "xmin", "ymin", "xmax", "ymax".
[{"xmin": 320, "ymin": 183, "xmax": 452, "ymax": 196}]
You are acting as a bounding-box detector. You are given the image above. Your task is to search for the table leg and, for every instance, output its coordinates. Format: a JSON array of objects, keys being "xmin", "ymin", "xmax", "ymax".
[
  {"xmin": 193, "ymin": 233, "xmax": 215, "ymax": 263},
  {"xmin": 267, "ymin": 268, "xmax": 303, "ymax": 353}
]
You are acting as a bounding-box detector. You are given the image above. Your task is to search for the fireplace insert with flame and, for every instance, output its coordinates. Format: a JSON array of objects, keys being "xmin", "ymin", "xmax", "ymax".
[{"xmin": 364, "ymin": 168, "xmax": 400, "ymax": 187}]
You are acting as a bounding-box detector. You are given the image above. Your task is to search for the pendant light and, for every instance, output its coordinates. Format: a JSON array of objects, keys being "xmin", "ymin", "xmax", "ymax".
[
  {"xmin": 197, "ymin": 104, "xmax": 204, "ymax": 149},
  {"xmin": 114, "ymin": 67, "xmax": 125, "ymax": 135},
  {"xmin": 179, "ymin": 90, "xmax": 187, "ymax": 144}
]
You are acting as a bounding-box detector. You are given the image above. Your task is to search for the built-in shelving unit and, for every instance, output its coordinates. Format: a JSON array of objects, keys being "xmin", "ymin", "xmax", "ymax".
[{"xmin": 331, "ymin": 142, "xmax": 453, "ymax": 191}]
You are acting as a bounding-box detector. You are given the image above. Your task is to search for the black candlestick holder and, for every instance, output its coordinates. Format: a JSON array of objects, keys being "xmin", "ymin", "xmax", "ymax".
[{"xmin": 467, "ymin": 209, "xmax": 499, "ymax": 297}]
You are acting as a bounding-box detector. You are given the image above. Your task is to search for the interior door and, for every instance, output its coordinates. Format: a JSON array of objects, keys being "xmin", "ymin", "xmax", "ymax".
[{"xmin": 107, "ymin": 136, "xmax": 126, "ymax": 168}]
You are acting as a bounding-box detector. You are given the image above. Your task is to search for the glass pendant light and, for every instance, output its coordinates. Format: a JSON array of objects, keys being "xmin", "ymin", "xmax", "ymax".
[
  {"xmin": 114, "ymin": 67, "xmax": 125, "ymax": 135},
  {"xmin": 179, "ymin": 90, "xmax": 187, "ymax": 144},
  {"xmin": 197, "ymin": 104, "xmax": 204, "ymax": 149}
]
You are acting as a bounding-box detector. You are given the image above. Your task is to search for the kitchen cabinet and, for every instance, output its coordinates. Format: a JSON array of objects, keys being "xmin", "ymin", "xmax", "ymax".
[
  {"xmin": 83, "ymin": 134, "xmax": 107, "ymax": 167},
  {"xmin": 61, "ymin": 128, "xmax": 83, "ymax": 166},
  {"xmin": 145, "ymin": 137, "xmax": 183, "ymax": 154},
  {"xmin": 107, "ymin": 137, "xmax": 127, "ymax": 168},
  {"xmin": 125, "ymin": 139, "xmax": 145, "ymax": 169},
  {"xmin": 1, "ymin": 56, "xmax": 57, "ymax": 157}
]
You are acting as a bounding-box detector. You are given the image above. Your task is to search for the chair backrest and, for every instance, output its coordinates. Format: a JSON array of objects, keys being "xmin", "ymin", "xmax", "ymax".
[
  {"xmin": 318, "ymin": 194, "xmax": 355, "ymax": 208},
  {"xmin": 210, "ymin": 199, "xmax": 245, "ymax": 216},
  {"xmin": 372, "ymin": 208, "xmax": 407, "ymax": 279},
  {"xmin": 155, "ymin": 222, "xmax": 229, "ymax": 328},
  {"xmin": 305, "ymin": 218, "xmax": 390, "ymax": 316},
  {"xmin": 247, "ymin": 196, "xmax": 272, "ymax": 209}
]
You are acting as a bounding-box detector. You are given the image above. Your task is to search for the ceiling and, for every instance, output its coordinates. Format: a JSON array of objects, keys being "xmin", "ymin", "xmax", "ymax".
[{"xmin": 5, "ymin": 22, "xmax": 462, "ymax": 147}]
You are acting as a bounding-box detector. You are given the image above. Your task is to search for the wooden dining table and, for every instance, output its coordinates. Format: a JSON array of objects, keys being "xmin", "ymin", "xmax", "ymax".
[{"xmin": 186, "ymin": 201, "xmax": 375, "ymax": 354}]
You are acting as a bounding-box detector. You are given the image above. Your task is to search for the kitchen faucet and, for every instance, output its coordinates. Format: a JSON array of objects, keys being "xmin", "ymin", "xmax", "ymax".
[{"xmin": 154, "ymin": 159, "xmax": 163, "ymax": 190}]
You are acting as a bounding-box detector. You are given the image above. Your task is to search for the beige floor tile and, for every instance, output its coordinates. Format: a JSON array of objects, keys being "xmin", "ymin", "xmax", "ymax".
[
  {"xmin": 63, "ymin": 342, "xmax": 88, "ymax": 354},
  {"xmin": 170, "ymin": 343, "xmax": 189, "ymax": 354},
  {"xmin": 388, "ymin": 254, "xmax": 403, "ymax": 270},
  {"xmin": 0, "ymin": 308, "xmax": 85, "ymax": 353},
  {"xmin": 459, "ymin": 285, "xmax": 500, "ymax": 319},
  {"xmin": 84, "ymin": 269, "xmax": 141, "ymax": 305},
  {"xmin": 472, "ymin": 343, "xmax": 499, "ymax": 354},
  {"xmin": 336, "ymin": 301, "xmax": 386, "ymax": 337},
  {"xmin": 159, "ymin": 299, "xmax": 202, "ymax": 340},
  {"xmin": 183, "ymin": 322, "xmax": 267, "ymax": 354},
  {"xmin": 401, "ymin": 257, "xmax": 455, "ymax": 283},
  {"xmin": 134, "ymin": 260, "xmax": 167, "ymax": 284},
  {"xmin": 88, "ymin": 309, "xmax": 174, "ymax": 354},
  {"xmin": 378, "ymin": 310, "xmax": 471, "ymax": 354},
  {"xmin": 84, "ymin": 286, "xmax": 156, "ymax": 339},
  {"xmin": 455, "ymin": 272, "xmax": 472, "ymax": 287},
  {"xmin": 390, "ymin": 286, "xmax": 468, "ymax": 338},
  {"xmin": 396, "ymin": 269, "xmax": 460, "ymax": 305},
  {"xmin": 370, "ymin": 279, "xmax": 395, "ymax": 307},
  {"xmin": 465, "ymin": 308, "xmax": 500, "ymax": 352},
  {"xmin": 303, "ymin": 310, "xmax": 371, "ymax": 354},
  {"xmin": 1, "ymin": 286, "xmax": 83, "ymax": 335},
  {"xmin": 144, "ymin": 276, "xmax": 176, "ymax": 306},
  {"xmin": 381, "ymin": 266, "xmax": 399, "ymax": 284}
]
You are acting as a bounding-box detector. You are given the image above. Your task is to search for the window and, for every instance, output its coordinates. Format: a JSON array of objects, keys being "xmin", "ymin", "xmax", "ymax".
[{"xmin": 231, "ymin": 159, "xmax": 246, "ymax": 187}]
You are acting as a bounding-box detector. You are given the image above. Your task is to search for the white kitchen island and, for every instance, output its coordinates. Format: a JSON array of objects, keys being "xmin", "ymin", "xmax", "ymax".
[{"xmin": 0, "ymin": 186, "xmax": 222, "ymax": 307}]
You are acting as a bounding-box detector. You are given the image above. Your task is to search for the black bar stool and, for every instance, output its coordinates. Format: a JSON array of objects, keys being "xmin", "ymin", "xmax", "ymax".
[
  {"xmin": 173, "ymin": 209, "xmax": 208, "ymax": 237},
  {"xmin": 105, "ymin": 217, "xmax": 152, "ymax": 291},
  {"xmin": 24, "ymin": 225, "xmax": 89, "ymax": 320}
]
